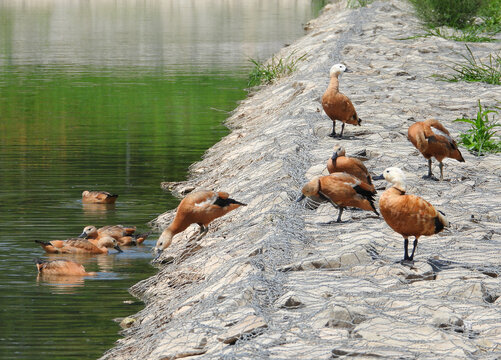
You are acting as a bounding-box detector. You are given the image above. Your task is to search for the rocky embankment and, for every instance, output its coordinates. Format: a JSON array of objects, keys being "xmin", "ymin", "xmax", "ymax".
[{"xmin": 102, "ymin": 1, "xmax": 501, "ymax": 358}]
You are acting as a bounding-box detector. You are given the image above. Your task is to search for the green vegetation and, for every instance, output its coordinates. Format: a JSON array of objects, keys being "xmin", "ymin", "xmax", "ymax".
[
  {"xmin": 454, "ymin": 100, "xmax": 501, "ymax": 155},
  {"xmin": 347, "ymin": 0, "xmax": 375, "ymax": 8},
  {"xmin": 436, "ymin": 45, "xmax": 501, "ymax": 85},
  {"xmin": 247, "ymin": 51, "xmax": 307, "ymax": 87},
  {"xmin": 407, "ymin": 0, "xmax": 500, "ymax": 42}
]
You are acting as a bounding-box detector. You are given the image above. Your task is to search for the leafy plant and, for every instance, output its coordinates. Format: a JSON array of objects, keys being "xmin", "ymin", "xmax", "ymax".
[
  {"xmin": 247, "ymin": 51, "xmax": 307, "ymax": 87},
  {"xmin": 454, "ymin": 100, "xmax": 501, "ymax": 155},
  {"xmin": 437, "ymin": 45, "xmax": 501, "ymax": 85}
]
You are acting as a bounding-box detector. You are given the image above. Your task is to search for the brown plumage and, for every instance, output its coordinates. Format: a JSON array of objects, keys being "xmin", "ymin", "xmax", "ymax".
[
  {"xmin": 35, "ymin": 236, "xmax": 122, "ymax": 254},
  {"xmin": 79, "ymin": 225, "xmax": 149, "ymax": 246},
  {"xmin": 154, "ymin": 190, "xmax": 246, "ymax": 255},
  {"xmin": 297, "ymin": 173, "xmax": 378, "ymax": 223},
  {"xmin": 327, "ymin": 145, "xmax": 375, "ymax": 192},
  {"xmin": 82, "ymin": 190, "xmax": 118, "ymax": 204},
  {"xmin": 375, "ymin": 167, "xmax": 449, "ymax": 262},
  {"xmin": 407, "ymin": 119, "xmax": 465, "ymax": 181},
  {"xmin": 322, "ymin": 63, "xmax": 361, "ymax": 138},
  {"xmin": 35, "ymin": 258, "xmax": 97, "ymax": 276}
]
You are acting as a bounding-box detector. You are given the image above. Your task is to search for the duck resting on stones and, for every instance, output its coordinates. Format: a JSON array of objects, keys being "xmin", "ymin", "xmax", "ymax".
[{"xmin": 374, "ymin": 167, "xmax": 449, "ymax": 263}]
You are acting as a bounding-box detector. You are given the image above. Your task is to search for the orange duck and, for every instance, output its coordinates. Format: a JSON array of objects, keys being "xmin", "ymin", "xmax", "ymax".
[
  {"xmin": 154, "ymin": 190, "xmax": 246, "ymax": 256},
  {"xmin": 79, "ymin": 225, "xmax": 150, "ymax": 246},
  {"xmin": 82, "ymin": 190, "xmax": 118, "ymax": 204},
  {"xmin": 35, "ymin": 258, "xmax": 97, "ymax": 276},
  {"xmin": 327, "ymin": 145, "xmax": 375, "ymax": 192},
  {"xmin": 322, "ymin": 63, "xmax": 361, "ymax": 138},
  {"xmin": 297, "ymin": 173, "xmax": 378, "ymax": 223},
  {"xmin": 35, "ymin": 236, "xmax": 122, "ymax": 255},
  {"xmin": 407, "ymin": 119, "xmax": 464, "ymax": 181},
  {"xmin": 374, "ymin": 167, "xmax": 449, "ymax": 262}
]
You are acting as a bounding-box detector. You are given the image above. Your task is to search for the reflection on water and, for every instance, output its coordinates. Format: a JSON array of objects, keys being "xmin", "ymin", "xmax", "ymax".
[{"xmin": 0, "ymin": 0, "xmax": 327, "ymax": 359}]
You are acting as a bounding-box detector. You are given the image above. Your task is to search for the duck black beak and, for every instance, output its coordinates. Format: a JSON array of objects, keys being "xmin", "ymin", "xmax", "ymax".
[
  {"xmin": 373, "ymin": 174, "xmax": 385, "ymax": 181},
  {"xmin": 78, "ymin": 232, "xmax": 87, "ymax": 238},
  {"xmin": 114, "ymin": 245, "xmax": 123, "ymax": 253},
  {"xmin": 331, "ymin": 152, "xmax": 339, "ymax": 161},
  {"xmin": 296, "ymin": 194, "xmax": 306, "ymax": 202},
  {"xmin": 344, "ymin": 67, "xmax": 352, "ymax": 73}
]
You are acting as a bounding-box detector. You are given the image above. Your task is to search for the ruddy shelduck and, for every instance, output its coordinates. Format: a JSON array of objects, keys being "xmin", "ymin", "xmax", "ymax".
[
  {"xmin": 82, "ymin": 190, "xmax": 118, "ymax": 204},
  {"xmin": 322, "ymin": 63, "xmax": 361, "ymax": 138},
  {"xmin": 297, "ymin": 173, "xmax": 378, "ymax": 223},
  {"xmin": 327, "ymin": 145, "xmax": 375, "ymax": 192},
  {"xmin": 35, "ymin": 236, "xmax": 122, "ymax": 254},
  {"xmin": 35, "ymin": 258, "xmax": 97, "ymax": 276},
  {"xmin": 79, "ymin": 225, "xmax": 149, "ymax": 246},
  {"xmin": 374, "ymin": 167, "xmax": 449, "ymax": 262},
  {"xmin": 407, "ymin": 119, "xmax": 464, "ymax": 181},
  {"xmin": 154, "ymin": 190, "xmax": 246, "ymax": 256}
]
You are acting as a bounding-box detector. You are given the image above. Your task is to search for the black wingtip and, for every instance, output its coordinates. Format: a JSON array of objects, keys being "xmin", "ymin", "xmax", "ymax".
[{"xmin": 34, "ymin": 240, "xmax": 50, "ymax": 246}]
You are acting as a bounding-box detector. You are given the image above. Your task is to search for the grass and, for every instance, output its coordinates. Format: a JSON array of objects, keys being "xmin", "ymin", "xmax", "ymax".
[
  {"xmin": 454, "ymin": 100, "xmax": 501, "ymax": 155},
  {"xmin": 436, "ymin": 45, "xmax": 501, "ymax": 85},
  {"xmin": 407, "ymin": 0, "xmax": 500, "ymax": 42},
  {"xmin": 408, "ymin": 0, "xmax": 483, "ymax": 29},
  {"xmin": 425, "ymin": 27, "xmax": 496, "ymax": 43},
  {"xmin": 247, "ymin": 51, "xmax": 307, "ymax": 87},
  {"xmin": 347, "ymin": 0, "xmax": 375, "ymax": 8}
]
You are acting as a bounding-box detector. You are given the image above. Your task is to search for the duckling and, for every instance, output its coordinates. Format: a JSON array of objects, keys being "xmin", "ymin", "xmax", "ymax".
[
  {"xmin": 79, "ymin": 225, "xmax": 149, "ymax": 246},
  {"xmin": 327, "ymin": 145, "xmax": 375, "ymax": 192},
  {"xmin": 35, "ymin": 258, "xmax": 97, "ymax": 276},
  {"xmin": 297, "ymin": 173, "xmax": 378, "ymax": 223},
  {"xmin": 374, "ymin": 167, "xmax": 449, "ymax": 262},
  {"xmin": 322, "ymin": 63, "xmax": 361, "ymax": 138},
  {"xmin": 407, "ymin": 119, "xmax": 464, "ymax": 181},
  {"xmin": 154, "ymin": 190, "xmax": 246, "ymax": 257},
  {"xmin": 35, "ymin": 236, "xmax": 122, "ymax": 255},
  {"xmin": 82, "ymin": 190, "xmax": 118, "ymax": 204}
]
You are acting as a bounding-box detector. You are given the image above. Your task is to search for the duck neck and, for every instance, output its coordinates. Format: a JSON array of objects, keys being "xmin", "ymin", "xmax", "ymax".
[
  {"xmin": 392, "ymin": 182, "xmax": 406, "ymax": 193},
  {"xmin": 327, "ymin": 74, "xmax": 340, "ymax": 93}
]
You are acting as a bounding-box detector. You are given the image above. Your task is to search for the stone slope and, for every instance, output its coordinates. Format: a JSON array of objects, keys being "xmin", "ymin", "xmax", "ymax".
[{"xmin": 101, "ymin": 1, "xmax": 501, "ymax": 359}]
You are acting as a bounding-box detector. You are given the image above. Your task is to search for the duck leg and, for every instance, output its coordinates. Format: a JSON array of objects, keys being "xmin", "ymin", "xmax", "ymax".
[
  {"xmin": 328, "ymin": 121, "xmax": 337, "ymax": 138},
  {"xmin": 423, "ymin": 159, "xmax": 438, "ymax": 181},
  {"xmin": 403, "ymin": 238, "xmax": 410, "ymax": 260},
  {"xmin": 439, "ymin": 162, "xmax": 444, "ymax": 181},
  {"xmin": 336, "ymin": 207, "xmax": 344, "ymax": 222},
  {"xmin": 191, "ymin": 224, "xmax": 209, "ymax": 243},
  {"xmin": 408, "ymin": 238, "xmax": 418, "ymax": 261},
  {"xmin": 339, "ymin": 123, "xmax": 345, "ymax": 138}
]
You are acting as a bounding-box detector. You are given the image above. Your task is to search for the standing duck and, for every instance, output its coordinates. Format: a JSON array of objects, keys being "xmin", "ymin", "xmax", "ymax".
[
  {"xmin": 297, "ymin": 173, "xmax": 378, "ymax": 223},
  {"xmin": 322, "ymin": 63, "xmax": 361, "ymax": 138},
  {"xmin": 327, "ymin": 145, "xmax": 375, "ymax": 192},
  {"xmin": 82, "ymin": 190, "xmax": 118, "ymax": 204},
  {"xmin": 35, "ymin": 258, "xmax": 97, "ymax": 276},
  {"xmin": 79, "ymin": 225, "xmax": 149, "ymax": 246},
  {"xmin": 374, "ymin": 167, "xmax": 449, "ymax": 262},
  {"xmin": 154, "ymin": 190, "xmax": 246, "ymax": 257},
  {"xmin": 35, "ymin": 236, "xmax": 122, "ymax": 255},
  {"xmin": 407, "ymin": 119, "xmax": 464, "ymax": 181}
]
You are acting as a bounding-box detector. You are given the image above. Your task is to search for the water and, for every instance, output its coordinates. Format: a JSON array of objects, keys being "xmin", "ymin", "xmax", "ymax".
[{"xmin": 0, "ymin": 1, "xmax": 326, "ymax": 358}]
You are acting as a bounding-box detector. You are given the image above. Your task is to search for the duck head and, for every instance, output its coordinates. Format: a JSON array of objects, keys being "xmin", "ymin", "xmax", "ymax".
[{"xmin": 329, "ymin": 63, "xmax": 351, "ymax": 77}]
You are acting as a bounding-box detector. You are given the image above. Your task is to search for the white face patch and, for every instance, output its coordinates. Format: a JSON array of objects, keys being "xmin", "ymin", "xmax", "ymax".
[{"xmin": 194, "ymin": 195, "xmax": 217, "ymax": 207}]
